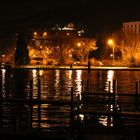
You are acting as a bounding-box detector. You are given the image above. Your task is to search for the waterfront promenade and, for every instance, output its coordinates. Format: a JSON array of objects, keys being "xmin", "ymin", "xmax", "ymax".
[{"xmin": 5, "ymin": 64, "xmax": 140, "ymax": 70}]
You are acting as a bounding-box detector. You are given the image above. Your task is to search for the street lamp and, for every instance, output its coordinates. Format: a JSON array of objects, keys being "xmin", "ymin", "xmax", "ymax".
[
  {"xmin": 107, "ymin": 39, "xmax": 115, "ymax": 63},
  {"xmin": 77, "ymin": 42, "xmax": 81, "ymax": 47}
]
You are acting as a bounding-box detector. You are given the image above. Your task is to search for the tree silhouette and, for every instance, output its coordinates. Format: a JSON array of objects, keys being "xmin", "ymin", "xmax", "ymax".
[{"xmin": 14, "ymin": 32, "xmax": 30, "ymax": 65}]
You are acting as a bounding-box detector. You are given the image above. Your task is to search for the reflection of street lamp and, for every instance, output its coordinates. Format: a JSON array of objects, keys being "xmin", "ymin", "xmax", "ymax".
[{"xmin": 107, "ymin": 39, "xmax": 115, "ymax": 62}]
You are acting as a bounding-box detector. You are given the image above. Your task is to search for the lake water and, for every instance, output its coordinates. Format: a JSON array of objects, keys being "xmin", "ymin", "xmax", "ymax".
[{"xmin": 1, "ymin": 68, "xmax": 140, "ymax": 129}]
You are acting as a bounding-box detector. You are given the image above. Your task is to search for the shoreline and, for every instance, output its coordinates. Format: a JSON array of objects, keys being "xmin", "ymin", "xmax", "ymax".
[{"xmin": 4, "ymin": 65, "xmax": 140, "ymax": 71}]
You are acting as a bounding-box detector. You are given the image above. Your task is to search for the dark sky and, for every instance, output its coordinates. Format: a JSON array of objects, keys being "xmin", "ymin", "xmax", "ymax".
[{"xmin": 0, "ymin": 0, "xmax": 140, "ymax": 37}]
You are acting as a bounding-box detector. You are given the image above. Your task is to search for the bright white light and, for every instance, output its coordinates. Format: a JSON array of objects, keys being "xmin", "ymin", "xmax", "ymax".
[
  {"xmin": 34, "ymin": 32, "xmax": 37, "ymax": 36},
  {"xmin": 32, "ymin": 69, "xmax": 37, "ymax": 77},
  {"xmin": 68, "ymin": 70, "xmax": 72, "ymax": 80},
  {"xmin": 55, "ymin": 70, "xmax": 60, "ymax": 86},
  {"xmin": 75, "ymin": 70, "xmax": 82, "ymax": 99},
  {"xmin": 99, "ymin": 115, "xmax": 113, "ymax": 127},
  {"xmin": 32, "ymin": 69, "xmax": 38, "ymax": 98},
  {"xmin": 105, "ymin": 70, "xmax": 114, "ymax": 93},
  {"xmin": 39, "ymin": 70, "xmax": 43, "ymax": 76},
  {"xmin": 79, "ymin": 114, "xmax": 84, "ymax": 121}
]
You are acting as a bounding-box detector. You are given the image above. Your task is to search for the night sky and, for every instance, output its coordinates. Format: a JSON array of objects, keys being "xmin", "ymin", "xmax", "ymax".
[{"xmin": 0, "ymin": 0, "xmax": 140, "ymax": 37}]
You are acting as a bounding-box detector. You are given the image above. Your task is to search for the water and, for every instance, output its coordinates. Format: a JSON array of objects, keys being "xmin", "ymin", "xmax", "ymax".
[{"xmin": 1, "ymin": 68, "xmax": 140, "ymax": 130}]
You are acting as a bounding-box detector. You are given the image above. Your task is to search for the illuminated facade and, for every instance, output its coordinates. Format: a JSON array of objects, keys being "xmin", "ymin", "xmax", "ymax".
[{"xmin": 123, "ymin": 21, "xmax": 140, "ymax": 37}]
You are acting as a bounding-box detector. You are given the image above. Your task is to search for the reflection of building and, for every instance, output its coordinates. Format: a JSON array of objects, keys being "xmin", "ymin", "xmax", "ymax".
[
  {"xmin": 123, "ymin": 21, "xmax": 140, "ymax": 37},
  {"xmin": 28, "ymin": 23, "xmax": 96, "ymax": 65}
]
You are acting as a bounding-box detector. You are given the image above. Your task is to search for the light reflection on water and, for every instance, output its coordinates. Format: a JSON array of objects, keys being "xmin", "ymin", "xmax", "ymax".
[
  {"xmin": 4, "ymin": 68, "xmax": 138, "ymax": 97},
  {"xmin": 105, "ymin": 70, "xmax": 114, "ymax": 93},
  {"xmin": 2, "ymin": 69, "xmax": 6, "ymax": 97},
  {"xmin": 75, "ymin": 70, "xmax": 82, "ymax": 100},
  {"xmin": 1, "ymin": 68, "xmax": 140, "ymax": 129},
  {"xmin": 54, "ymin": 70, "xmax": 60, "ymax": 95},
  {"xmin": 98, "ymin": 115, "xmax": 113, "ymax": 127},
  {"xmin": 32, "ymin": 69, "xmax": 39, "ymax": 99}
]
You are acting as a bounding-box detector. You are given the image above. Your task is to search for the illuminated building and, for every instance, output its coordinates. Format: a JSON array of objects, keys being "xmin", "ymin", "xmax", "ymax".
[
  {"xmin": 123, "ymin": 21, "xmax": 140, "ymax": 37},
  {"xmin": 28, "ymin": 23, "xmax": 96, "ymax": 65}
]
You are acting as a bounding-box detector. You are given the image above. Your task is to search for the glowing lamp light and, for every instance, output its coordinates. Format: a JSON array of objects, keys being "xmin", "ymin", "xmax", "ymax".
[
  {"xmin": 107, "ymin": 39, "xmax": 114, "ymax": 45},
  {"xmin": 77, "ymin": 42, "xmax": 81, "ymax": 47},
  {"xmin": 34, "ymin": 32, "xmax": 37, "ymax": 36},
  {"xmin": 107, "ymin": 39, "xmax": 115, "ymax": 63},
  {"xmin": 43, "ymin": 32, "xmax": 47, "ymax": 36}
]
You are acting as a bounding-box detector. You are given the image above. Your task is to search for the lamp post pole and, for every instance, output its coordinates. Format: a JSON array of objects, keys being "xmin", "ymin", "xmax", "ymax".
[
  {"xmin": 112, "ymin": 43, "xmax": 115, "ymax": 63},
  {"xmin": 107, "ymin": 39, "xmax": 115, "ymax": 64}
]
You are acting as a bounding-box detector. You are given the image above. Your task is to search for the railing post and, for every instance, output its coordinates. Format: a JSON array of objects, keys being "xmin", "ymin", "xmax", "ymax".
[
  {"xmin": 113, "ymin": 79, "xmax": 118, "ymax": 128},
  {"xmin": 82, "ymin": 80, "xmax": 84, "ymax": 93},
  {"xmin": 29, "ymin": 79, "xmax": 33, "ymax": 129},
  {"xmin": 30, "ymin": 79, "xmax": 33, "ymax": 100},
  {"xmin": 87, "ymin": 79, "xmax": 90, "ymax": 93},
  {"xmin": 88, "ymin": 59, "xmax": 90, "ymax": 76},
  {"xmin": 87, "ymin": 60, "xmax": 91, "ymax": 93},
  {"xmin": 38, "ymin": 79, "xmax": 41, "ymax": 100},
  {"xmin": 108, "ymin": 81, "xmax": 111, "ymax": 93},
  {"xmin": 135, "ymin": 81, "xmax": 139, "ymax": 111},
  {"xmin": 107, "ymin": 81, "xmax": 111, "ymax": 127},
  {"xmin": 113, "ymin": 80, "xmax": 117, "ymax": 112},
  {"xmin": 108, "ymin": 81, "xmax": 111, "ymax": 102},
  {"xmin": 0, "ymin": 69, "xmax": 3, "ymax": 128},
  {"xmin": 70, "ymin": 87, "xmax": 75, "ymax": 139},
  {"xmin": 38, "ymin": 79, "xmax": 41, "ymax": 128},
  {"xmin": 16, "ymin": 117, "xmax": 19, "ymax": 131}
]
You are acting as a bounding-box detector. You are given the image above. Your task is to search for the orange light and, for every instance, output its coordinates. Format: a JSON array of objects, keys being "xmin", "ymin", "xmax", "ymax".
[
  {"xmin": 34, "ymin": 32, "xmax": 37, "ymax": 36},
  {"xmin": 77, "ymin": 42, "xmax": 81, "ymax": 47},
  {"xmin": 107, "ymin": 39, "xmax": 114, "ymax": 45},
  {"xmin": 43, "ymin": 32, "xmax": 47, "ymax": 36}
]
